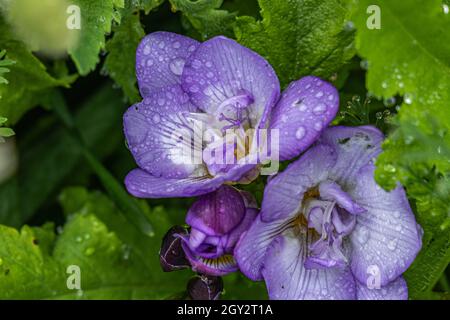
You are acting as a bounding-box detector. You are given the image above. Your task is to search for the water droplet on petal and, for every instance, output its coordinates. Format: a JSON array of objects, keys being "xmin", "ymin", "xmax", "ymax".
[
  {"xmin": 295, "ymin": 127, "xmax": 306, "ymax": 140},
  {"xmin": 152, "ymin": 114, "xmax": 161, "ymax": 123},
  {"xmin": 173, "ymin": 41, "xmax": 181, "ymax": 49},
  {"xmin": 387, "ymin": 239, "xmax": 398, "ymax": 251},
  {"xmin": 313, "ymin": 122, "xmax": 323, "ymax": 131},
  {"xmin": 313, "ymin": 103, "xmax": 327, "ymax": 115},
  {"xmin": 169, "ymin": 58, "xmax": 185, "ymax": 76}
]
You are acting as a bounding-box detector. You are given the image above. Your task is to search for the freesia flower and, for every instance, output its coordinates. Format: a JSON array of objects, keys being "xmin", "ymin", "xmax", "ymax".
[
  {"xmin": 123, "ymin": 32, "xmax": 339, "ymax": 198},
  {"xmin": 180, "ymin": 185, "xmax": 258, "ymax": 276},
  {"xmin": 235, "ymin": 126, "xmax": 422, "ymax": 300}
]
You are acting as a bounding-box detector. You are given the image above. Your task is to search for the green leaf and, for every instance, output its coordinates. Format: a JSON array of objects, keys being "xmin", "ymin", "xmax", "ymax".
[
  {"xmin": 103, "ymin": 6, "xmax": 145, "ymax": 103},
  {"xmin": 0, "ymin": 50, "xmax": 15, "ymax": 89},
  {"xmin": 0, "ymin": 201, "xmax": 188, "ymax": 299},
  {"xmin": 137, "ymin": 0, "xmax": 165, "ymax": 14},
  {"xmin": 234, "ymin": 0, "xmax": 356, "ymax": 87},
  {"xmin": 68, "ymin": 0, "xmax": 125, "ymax": 75},
  {"xmin": 0, "ymin": 127, "xmax": 14, "ymax": 137},
  {"xmin": 169, "ymin": 0, "xmax": 237, "ymax": 39},
  {"xmin": 0, "ymin": 18, "xmax": 76, "ymax": 124},
  {"xmin": 352, "ymin": 0, "xmax": 450, "ymax": 298}
]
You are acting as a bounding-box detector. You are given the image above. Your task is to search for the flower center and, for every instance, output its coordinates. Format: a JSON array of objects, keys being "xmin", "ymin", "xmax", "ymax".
[{"xmin": 294, "ymin": 182, "xmax": 362, "ymax": 270}]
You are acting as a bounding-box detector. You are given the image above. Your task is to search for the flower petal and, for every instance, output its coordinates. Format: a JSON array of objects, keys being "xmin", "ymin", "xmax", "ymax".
[
  {"xmin": 356, "ymin": 276, "xmax": 408, "ymax": 300},
  {"xmin": 226, "ymin": 208, "xmax": 258, "ymax": 252},
  {"xmin": 136, "ymin": 32, "xmax": 199, "ymax": 97},
  {"xmin": 234, "ymin": 215, "xmax": 289, "ymax": 281},
  {"xmin": 123, "ymin": 85, "xmax": 201, "ymax": 179},
  {"xmin": 186, "ymin": 185, "xmax": 246, "ymax": 236},
  {"xmin": 181, "ymin": 36, "xmax": 280, "ymax": 128},
  {"xmin": 262, "ymin": 231, "xmax": 356, "ymax": 300},
  {"xmin": 182, "ymin": 241, "xmax": 238, "ymax": 276},
  {"xmin": 125, "ymin": 161, "xmax": 254, "ymax": 198},
  {"xmin": 260, "ymin": 144, "xmax": 337, "ymax": 222},
  {"xmin": 349, "ymin": 164, "xmax": 422, "ymax": 286},
  {"xmin": 318, "ymin": 125, "xmax": 384, "ymax": 187},
  {"xmin": 269, "ymin": 76, "xmax": 339, "ymax": 161},
  {"xmin": 318, "ymin": 180, "xmax": 366, "ymax": 215}
]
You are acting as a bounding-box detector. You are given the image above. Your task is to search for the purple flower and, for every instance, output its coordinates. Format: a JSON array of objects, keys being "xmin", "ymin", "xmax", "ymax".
[
  {"xmin": 123, "ymin": 32, "xmax": 339, "ymax": 198},
  {"xmin": 180, "ymin": 185, "xmax": 258, "ymax": 276},
  {"xmin": 235, "ymin": 126, "xmax": 423, "ymax": 300}
]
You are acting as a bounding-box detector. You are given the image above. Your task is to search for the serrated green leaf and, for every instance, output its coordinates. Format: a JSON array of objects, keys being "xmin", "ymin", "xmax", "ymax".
[
  {"xmin": 234, "ymin": 0, "xmax": 356, "ymax": 87},
  {"xmin": 138, "ymin": 0, "xmax": 165, "ymax": 14},
  {"xmin": 68, "ymin": 0, "xmax": 124, "ymax": 75},
  {"xmin": 0, "ymin": 208, "xmax": 186, "ymax": 299},
  {"xmin": 103, "ymin": 6, "xmax": 145, "ymax": 103},
  {"xmin": 352, "ymin": 0, "xmax": 450, "ymax": 298},
  {"xmin": 170, "ymin": 0, "xmax": 236, "ymax": 40}
]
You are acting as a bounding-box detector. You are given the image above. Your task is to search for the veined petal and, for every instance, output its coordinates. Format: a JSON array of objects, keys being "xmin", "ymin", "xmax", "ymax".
[
  {"xmin": 349, "ymin": 164, "xmax": 422, "ymax": 286},
  {"xmin": 234, "ymin": 215, "xmax": 290, "ymax": 281},
  {"xmin": 125, "ymin": 161, "xmax": 254, "ymax": 198},
  {"xmin": 318, "ymin": 125, "xmax": 384, "ymax": 188},
  {"xmin": 318, "ymin": 180, "xmax": 366, "ymax": 215},
  {"xmin": 260, "ymin": 144, "xmax": 337, "ymax": 222},
  {"xmin": 270, "ymin": 76, "xmax": 339, "ymax": 161},
  {"xmin": 186, "ymin": 185, "xmax": 246, "ymax": 236},
  {"xmin": 136, "ymin": 32, "xmax": 199, "ymax": 97},
  {"xmin": 181, "ymin": 36, "xmax": 280, "ymax": 128},
  {"xmin": 123, "ymin": 85, "xmax": 201, "ymax": 179},
  {"xmin": 262, "ymin": 231, "xmax": 356, "ymax": 300},
  {"xmin": 356, "ymin": 276, "xmax": 408, "ymax": 300},
  {"xmin": 124, "ymin": 169, "xmax": 222, "ymax": 198}
]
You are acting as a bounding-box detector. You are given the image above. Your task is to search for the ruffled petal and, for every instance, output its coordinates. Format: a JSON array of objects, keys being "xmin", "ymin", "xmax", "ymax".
[
  {"xmin": 234, "ymin": 215, "xmax": 289, "ymax": 281},
  {"xmin": 318, "ymin": 180, "xmax": 366, "ymax": 215},
  {"xmin": 269, "ymin": 76, "xmax": 339, "ymax": 161},
  {"xmin": 136, "ymin": 32, "xmax": 199, "ymax": 97},
  {"xmin": 181, "ymin": 36, "xmax": 280, "ymax": 128},
  {"xmin": 262, "ymin": 231, "xmax": 356, "ymax": 300},
  {"xmin": 260, "ymin": 144, "xmax": 337, "ymax": 222},
  {"xmin": 318, "ymin": 125, "xmax": 384, "ymax": 188},
  {"xmin": 349, "ymin": 164, "xmax": 422, "ymax": 286},
  {"xmin": 123, "ymin": 85, "xmax": 201, "ymax": 179},
  {"xmin": 356, "ymin": 276, "xmax": 408, "ymax": 300}
]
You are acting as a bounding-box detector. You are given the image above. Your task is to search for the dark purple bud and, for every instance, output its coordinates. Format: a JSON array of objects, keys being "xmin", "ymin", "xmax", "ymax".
[
  {"xmin": 187, "ymin": 274, "xmax": 224, "ymax": 300},
  {"xmin": 159, "ymin": 226, "xmax": 190, "ymax": 272},
  {"xmin": 186, "ymin": 185, "xmax": 246, "ymax": 236}
]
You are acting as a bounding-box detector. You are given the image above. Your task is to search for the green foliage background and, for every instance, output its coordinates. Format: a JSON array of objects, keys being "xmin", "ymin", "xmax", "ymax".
[{"xmin": 0, "ymin": 0, "xmax": 448, "ymax": 299}]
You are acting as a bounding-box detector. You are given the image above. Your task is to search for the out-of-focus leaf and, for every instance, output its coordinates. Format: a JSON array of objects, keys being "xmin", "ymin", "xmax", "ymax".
[
  {"xmin": 169, "ymin": 0, "xmax": 236, "ymax": 39},
  {"xmin": 0, "ymin": 18, "xmax": 76, "ymax": 124},
  {"xmin": 352, "ymin": 0, "xmax": 450, "ymax": 298},
  {"xmin": 222, "ymin": 273, "xmax": 267, "ymax": 299},
  {"xmin": 103, "ymin": 5, "xmax": 145, "ymax": 103},
  {"xmin": 5, "ymin": 0, "xmax": 78, "ymax": 57},
  {"xmin": 0, "ymin": 49, "xmax": 15, "ymax": 90},
  {"xmin": 234, "ymin": 0, "xmax": 355, "ymax": 87},
  {"xmin": 68, "ymin": 0, "xmax": 125, "ymax": 75},
  {"xmin": 0, "ymin": 85, "xmax": 124, "ymax": 227}
]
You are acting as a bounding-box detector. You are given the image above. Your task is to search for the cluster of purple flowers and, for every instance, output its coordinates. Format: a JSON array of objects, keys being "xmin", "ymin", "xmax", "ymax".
[{"xmin": 124, "ymin": 32, "xmax": 422, "ymax": 300}]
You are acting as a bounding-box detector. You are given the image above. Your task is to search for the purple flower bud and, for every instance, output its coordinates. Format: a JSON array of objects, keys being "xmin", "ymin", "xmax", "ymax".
[
  {"xmin": 181, "ymin": 185, "xmax": 258, "ymax": 276},
  {"xmin": 159, "ymin": 226, "xmax": 190, "ymax": 272},
  {"xmin": 187, "ymin": 274, "xmax": 223, "ymax": 300}
]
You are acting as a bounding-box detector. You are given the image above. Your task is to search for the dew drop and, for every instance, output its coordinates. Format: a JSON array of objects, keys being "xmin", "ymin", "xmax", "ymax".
[
  {"xmin": 152, "ymin": 114, "xmax": 161, "ymax": 123},
  {"xmin": 387, "ymin": 239, "xmax": 397, "ymax": 251},
  {"xmin": 315, "ymin": 91, "xmax": 324, "ymax": 98},
  {"xmin": 143, "ymin": 45, "xmax": 151, "ymax": 55},
  {"xmin": 313, "ymin": 122, "xmax": 323, "ymax": 131},
  {"xmin": 403, "ymin": 93, "xmax": 413, "ymax": 104},
  {"xmin": 190, "ymin": 85, "xmax": 199, "ymax": 93},
  {"xmin": 169, "ymin": 58, "xmax": 185, "ymax": 76},
  {"xmin": 357, "ymin": 226, "xmax": 370, "ymax": 245},
  {"xmin": 313, "ymin": 103, "xmax": 327, "ymax": 115},
  {"xmin": 295, "ymin": 127, "xmax": 306, "ymax": 140},
  {"xmin": 172, "ymin": 41, "xmax": 181, "ymax": 49}
]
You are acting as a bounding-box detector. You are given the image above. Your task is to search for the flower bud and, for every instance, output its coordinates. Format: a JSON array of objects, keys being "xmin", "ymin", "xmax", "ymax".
[
  {"xmin": 181, "ymin": 185, "xmax": 258, "ymax": 275},
  {"xmin": 159, "ymin": 225, "xmax": 190, "ymax": 272},
  {"xmin": 187, "ymin": 274, "xmax": 223, "ymax": 300}
]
